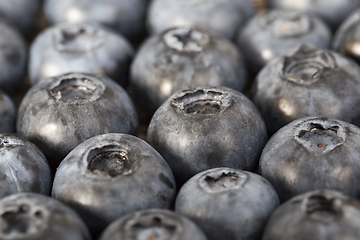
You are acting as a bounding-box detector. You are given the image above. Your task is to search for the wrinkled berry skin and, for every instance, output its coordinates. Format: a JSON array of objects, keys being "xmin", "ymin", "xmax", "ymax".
[
  {"xmin": 238, "ymin": 10, "xmax": 331, "ymax": 73},
  {"xmin": 147, "ymin": 0, "xmax": 254, "ymax": 40},
  {"xmin": 52, "ymin": 133, "xmax": 176, "ymax": 236},
  {"xmin": 0, "ymin": 21, "xmax": 27, "ymax": 93},
  {"xmin": 0, "ymin": 193, "xmax": 91, "ymax": 240},
  {"xmin": 0, "ymin": 134, "xmax": 52, "ymax": 199},
  {"xmin": 0, "ymin": 90, "xmax": 16, "ymax": 133},
  {"xmin": 44, "ymin": 0, "xmax": 149, "ymax": 40},
  {"xmin": 332, "ymin": 9, "xmax": 360, "ymax": 64},
  {"xmin": 99, "ymin": 209, "xmax": 207, "ymax": 240},
  {"xmin": 147, "ymin": 86, "xmax": 267, "ymax": 185},
  {"xmin": 17, "ymin": 72, "xmax": 138, "ymax": 172},
  {"xmin": 175, "ymin": 168, "xmax": 279, "ymax": 240},
  {"xmin": 268, "ymin": 0, "xmax": 360, "ymax": 31},
  {"xmin": 260, "ymin": 117, "xmax": 360, "ymax": 202},
  {"xmin": 0, "ymin": 0, "xmax": 42, "ymax": 35},
  {"xmin": 263, "ymin": 190, "xmax": 360, "ymax": 240},
  {"xmin": 252, "ymin": 45, "xmax": 360, "ymax": 135},
  {"xmin": 29, "ymin": 22, "xmax": 134, "ymax": 86},
  {"xmin": 131, "ymin": 27, "xmax": 248, "ymax": 113}
]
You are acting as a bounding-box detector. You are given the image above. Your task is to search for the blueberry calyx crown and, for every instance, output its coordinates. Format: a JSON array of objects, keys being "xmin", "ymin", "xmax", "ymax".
[
  {"xmin": 198, "ymin": 169, "xmax": 247, "ymax": 193},
  {"xmin": 259, "ymin": 11, "xmax": 312, "ymax": 38},
  {"xmin": 50, "ymin": 74, "xmax": 105, "ymax": 103},
  {"xmin": 87, "ymin": 145, "xmax": 133, "ymax": 177},
  {"xmin": 171, "ymin": 88, "xmax": 232, "ymax": 114},
  {"xmin": 282, "ymin": 45, "xmax": 337, "ymax": 85},
  {"xmin": 295, "ymin": 119, "xmax": 345, "ymax": 156},
  {"xmin": 163, "ymin": 27, "xmax": 210, "ymax": 52},
  {"xmin": 53, "ymin": 24, "xmax": 105, "ymax": 53}
]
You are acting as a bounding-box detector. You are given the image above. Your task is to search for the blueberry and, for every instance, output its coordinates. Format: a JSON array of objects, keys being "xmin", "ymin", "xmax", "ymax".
[
  {"xmin": 52, "ymin": 133, "xmax": 176, "ymax": 236},
  {"xmin": 268, "ymin": 0, "xmax": 360, "ymax": 31},
  {"xmin": 0, "ymin": 89, "xmax": 16, "ymax": 133},
  {"xmin": 175, "ymin": 167, "xmax": 279, "ymax": 240},
  {"xmin": 147, "ymin": 0, "xmax": 254, "ymax": 40},
  {"xmin": 237, "ymin": 10, "xmax": 331, "ymax": 73},
  {"xmin": 99, "ymin": 209, "xmax": 207, "ymax": 240},
  {"xmin": 0, "ymin": 21, "xmax": 27, "ymax": 93},
  {"xmin": 147, "ymin": 86, "xmax": 267, "ymax": 185},
  {"xmin": 0, "ymin": 0, "xmax": 42, "ymax": 35},
  {"xmin": 44, "ymin": 0, "xmax": 149, "ymax": 40},
  {"xmin": 0, "ymin": 133, "xmax": 52, "ymax": 199},
  {"xmin": 29, "ymin": 22, "xmax": 134, "ymax": 87},
  {"xmin": 16, "ymin": 72, "xmax": 138, "ymax": 172},
  {"xmin": 131, "ymin": 27, "xmax": 248, "ymax": 113},
  {"xmin": 252, "ymin": 44, "xmax": 360, "ymax": 135},
  {"xmin": 332, "ymin": 8, "xmax": 360, "ymax": 64},
  {"xmin": 263, "ymin": 190, "xmax": 360, "ymax": 240},
  {"xmin": 0, "ymin": 193, "xmax": 91, "ymax": 240},
  {"xmin": 259, "ymin": 116, "xmax": 360, "ymax": 202}
]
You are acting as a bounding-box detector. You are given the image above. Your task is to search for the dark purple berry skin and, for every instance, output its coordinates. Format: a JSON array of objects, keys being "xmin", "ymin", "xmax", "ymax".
[
  {"xmin": 29, "ymin": 22, "xmax": 134, "ymax": 87},
  {"xmin": 52, "ymin": 133, "xmax": 176, "ymax": 236},
  {"xmin": 0, "ymin": 89, "xmax": 16, "ymax": 133},
  {"xmin": 44, "ymin": 0, "xmax": 149, "ymax": 40},
  {"xmin": 16, "ymin": 72, "xmax": 138, "ymax": 172},
  {"xmin": 175, "ymin": 168, "xmax": 279, "ymax": 240},
  {"xmin": 0, "ymin": 0, "xmax": 42, "ymax": 35},
  {"xmin": 0, "ymin": 193, "xmax": 91, "ymax": 240},
  {"xmin": 238, "ymin": 10, "xmax": 331, "ymax": 73},
  {"xmin": 147, "ymin": 86, "xmax": 267, "ymax": 185},
  {"xmin": 0, "ymin": 21, "xmax": 27, "ymax": 93},
  {"xmin": 0, "ymin": 133, "xmax": 52, "ymax": 199},
  {"xmin": 268, "ymin": 0, "xmax": 360, "ymax": 31},
  {"xmin": 263, "ymin": 190, "xmax": 360, "ymax": 240},
  {"xmin": 131, "ymin": 27, "xmax": 248, "ymax": 113},
  {"xmin": 99, "ymin": 209, "xmax": 207, "ymax": 240},
  {"xmin": 147, "ymin": 0, "xmax": 254, "ymax": 40},
  {"xmin": 260, "ymin": 117, "xmax": 360, "ymax": 202},
  {"xmin": 252, "ymin": 44, "xmax": 360, "ymax": 135},
  {"xmin": 332, "ymin": 8, "xmax": 360, "ymax": 64}
]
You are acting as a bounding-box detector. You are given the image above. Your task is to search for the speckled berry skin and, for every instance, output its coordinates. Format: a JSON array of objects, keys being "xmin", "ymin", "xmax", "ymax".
[
  {"xmin": 131, "ymin": 27, "xmax": 248, "ymax": 113},
  {"xmin": 237, "ymin": 10, "xmax": 331, "ymax": 73},
  {"xmin": 16, "ymin": 72, "xmax": 138, "ymax": 172},
  {"xmin": 0, "ymin": 133, "xmax": 52, "ymax": 199},
  {"xmin": 0, "ymin": 21, "xmax": 27, "ymax": 93},
  {"xmin": 147, "ymin": 86, "xmax": 267, "ymax": 185},
  {"xmin": 147, "ymin": 0, "xmax": 254, "ymax": 40},
  {"xmin": 252, "ymin": 45, "xmax": 360, "ymax": 135},
  {"xmin": 332, "ymin": 8, "xmax": 360, "ymax": 64},
  {"xmin": 268, "ymin": 0, "xmax": 360, "ymax": 31},
  {"xmin": 260, "ymin": 117, "xmax": 360, "ymax": 202},
  {"xmin": 0, "ymin": 0, "xmax": 42, "ymax": 35},
  {"xmin": 29, "ymin": 22, "xmax": 134, "ymax": 87},
  {"xmin": 99, "ymin": 209, "xmax": 207, "ymax": 240},
  {"xmin": 175, "ymin": 168, "xmax": 279, "ymax": 240},
  {"xmin": 263, "ymin": 190, "xmax": 360, "ymax": 240},
  {"xmin": 44, "ymin": 0, "xmax": 149, "ymax": 40},
  {"xmin": 0, "ymin": 193, "xmax": 91, "ymax": 240},
  {"xmin": 0, "ymin": 89, "xmax": 16, "ymax": 133},
  {"xmin": 52, "ymin": 133, "xmax": 176, "ymax": 236}
]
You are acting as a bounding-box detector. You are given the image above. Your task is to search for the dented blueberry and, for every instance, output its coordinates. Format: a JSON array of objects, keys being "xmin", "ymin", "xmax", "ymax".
[
  {"xmin": 29, "ymin": 22, "xmax": 134, "ymax": 86},
  {"xmin": 99, "ymin": 209, "xmax": 207, "ymax": 240},
  {"xmin": 259, "ymin": 117, "xmax": 360, "ymax": 202},
  {"xmin": 263, "ymin": 190, "xmax": 360, "ymax": 240},
  {"xmin": 16, "ymin": 72, "xmax": 138, "ymax": 172},
  {"xmin": 175, "ymin": 168, "xmax": 279, "ymax": 240},
  {"xmin": 52, "ymin": 133, "xmax": 176, "ymax": 236},
  {"xmin": 0, "ymin": 193, "xmax": 91, "ymax": 240},
  {"xmin": 131, "ymin": 27, "xmax": 248, "ymax": 113},
  {"xmin": 147, "ymin": 86, "xmax": 267, "ymax": 185}
]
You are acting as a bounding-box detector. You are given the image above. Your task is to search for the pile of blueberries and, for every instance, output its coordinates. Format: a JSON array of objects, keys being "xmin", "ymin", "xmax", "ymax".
[{"xmin": 2, "ymin": 0, "xmax": 360, "ymax": 239}]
